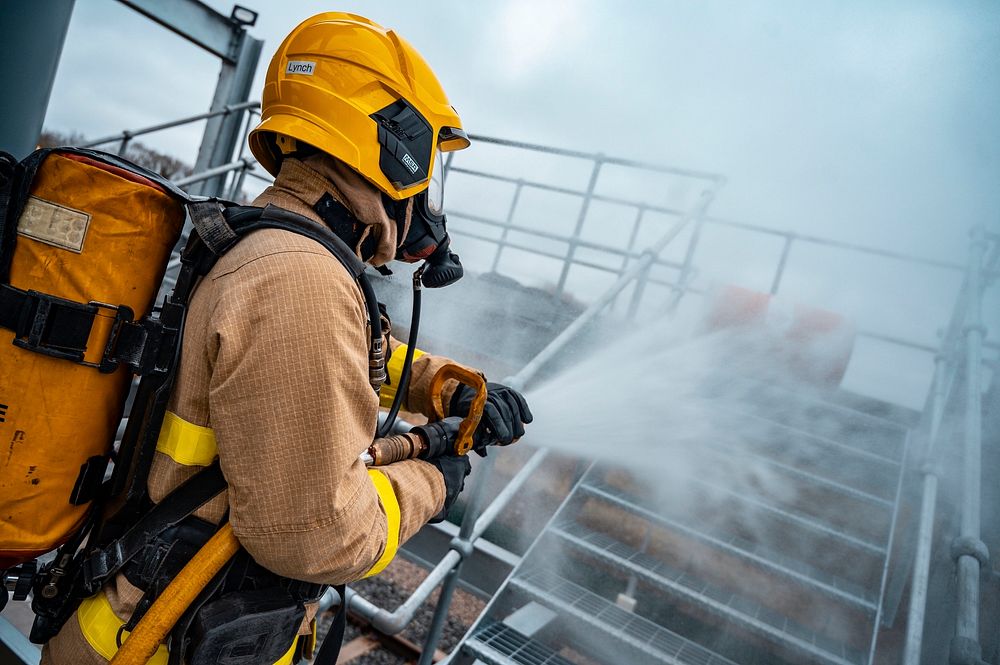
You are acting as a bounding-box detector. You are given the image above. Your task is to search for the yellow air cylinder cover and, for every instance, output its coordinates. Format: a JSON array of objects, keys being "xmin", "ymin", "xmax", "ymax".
[{"xmin": 0, "ymin": 152, "xmax": 184, "ymax": 568}]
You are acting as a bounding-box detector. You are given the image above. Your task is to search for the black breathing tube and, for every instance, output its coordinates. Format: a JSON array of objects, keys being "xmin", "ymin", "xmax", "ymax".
[{"xmin": 376, "ymin": 265, "xmax": 423, "ymax": 438}]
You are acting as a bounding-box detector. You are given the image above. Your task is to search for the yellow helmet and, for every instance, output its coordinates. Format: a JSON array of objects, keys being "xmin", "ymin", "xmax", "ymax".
[{"xmin": 249, "ymin": 12, "xmax": 470, "ymax": 200}]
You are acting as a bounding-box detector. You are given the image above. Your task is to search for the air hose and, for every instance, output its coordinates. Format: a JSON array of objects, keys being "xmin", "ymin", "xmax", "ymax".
[{"xmin": 376, "ymin": 266, "xmax": 423, "ymax": 438}]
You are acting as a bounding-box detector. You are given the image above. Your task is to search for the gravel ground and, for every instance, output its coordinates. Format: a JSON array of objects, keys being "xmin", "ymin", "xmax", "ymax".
[{"xmin": 315, "ymin": 557, "xmax": 486, "ymax": 663}]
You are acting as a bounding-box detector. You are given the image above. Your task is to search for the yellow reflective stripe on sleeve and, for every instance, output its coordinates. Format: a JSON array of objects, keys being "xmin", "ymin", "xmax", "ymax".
[
  {"xmin": 155, "ymin": 411, "xmax": 218, "ymax": 466},
  {"xmin": 379, "ymin": 344, "xmax": 426, "ymax": 409},
  {"xmin": 362, "ymin": 469, "xmax": 401, "ymax": 578},
  {"xmin": 77, "ymin": 591, "xmax": 169, "ymax": 664}
]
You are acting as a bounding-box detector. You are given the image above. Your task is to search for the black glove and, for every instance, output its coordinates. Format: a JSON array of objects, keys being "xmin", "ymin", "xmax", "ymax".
[
  {"xmin": 411, "ymin": 417, "xmax": 463, "ymax": 459},
  {"xmin": 451, "ymin": 382, "xmax": 533, "ymax": 453},
  {"xmin": 429, "ymin": 454, "xmax": 472, "ymax": 523}
]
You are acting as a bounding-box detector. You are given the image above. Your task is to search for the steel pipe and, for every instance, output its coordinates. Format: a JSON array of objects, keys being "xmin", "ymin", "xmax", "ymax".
[
  {"xmin": 448, "ymin": 227, "xmax": 679, "ymax": 290},
  {"xmin": 449, "ymin": 209, "xmax": 683, "ymax": 269},
  {"xmin": 952, "ymin": 226, "xmax": 988, "ymax": 663},
  {"xmin": 81, "ymin": 101, "xmax": 260, "ymax": 148},
  {"xmin": 339, "ymin": 448, "xmax": 549, "ymax": 636},
  {"xmin": 556, "ymin": 158, "xmax": 604, "ymax": 294},
  {"xmin": 171, "ymin": 157, "xmax": 254, "ymax": 187},
  {"xmin": 507, "ymin": 183, "xmax": 722, "ymax": 392},
  {"xmin": 448, "ymin": 165, "xmax": 687, "ymax": 224},
  {"xmin": 706, "ymin": 216, "xmax": 964, "ymax": 272},
  {"xmin": 467, "ymin": 134, "xmax": 723, "ymax": 182}
]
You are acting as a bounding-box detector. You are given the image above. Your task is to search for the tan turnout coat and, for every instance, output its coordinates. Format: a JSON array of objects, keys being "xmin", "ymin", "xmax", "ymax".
[{"xmin": 43, "ymin": 157, "xmax": 459, "ymax": 663}]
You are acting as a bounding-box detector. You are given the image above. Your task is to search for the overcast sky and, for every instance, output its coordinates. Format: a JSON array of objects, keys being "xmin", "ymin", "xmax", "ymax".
[{"xmin": 42, "ymin": 0, "xmax": 1000, "ymax": 407}]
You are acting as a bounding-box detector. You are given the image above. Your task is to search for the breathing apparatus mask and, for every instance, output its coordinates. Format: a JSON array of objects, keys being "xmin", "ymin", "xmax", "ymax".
[
  {"xmin": 387, "ymin": 151, "xmax": 463, "ymax": 289},
  {"xmin": 376, "ymin": 150, "xmax": 463, "ymax": 437}
]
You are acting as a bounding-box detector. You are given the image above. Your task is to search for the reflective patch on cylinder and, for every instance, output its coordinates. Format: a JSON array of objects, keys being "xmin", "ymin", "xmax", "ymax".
[{"xmin": 17, "ymin": 196, "xmax": 91, "ymax": 253}]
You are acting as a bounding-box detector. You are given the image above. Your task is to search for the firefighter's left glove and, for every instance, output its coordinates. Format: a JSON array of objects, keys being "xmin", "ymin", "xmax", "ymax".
[
  {"xmin": 429, "ymin": 454, "xmax": 472, "ymax": 523},
  {"xmin": 451, "ymin": 382, "xmax": 533, "ymax": 454}
]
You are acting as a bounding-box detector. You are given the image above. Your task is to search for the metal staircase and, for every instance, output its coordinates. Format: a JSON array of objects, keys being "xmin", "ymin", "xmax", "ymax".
[{"xmin": 454, "ymin": 369, "xmax": 915, "ymax": 665}]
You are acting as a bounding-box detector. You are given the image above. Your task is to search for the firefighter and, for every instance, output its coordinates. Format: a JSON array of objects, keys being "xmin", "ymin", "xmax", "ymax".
[{"xmin": 42, "ymin": 13, "xmax": 531, "ymax": 664}]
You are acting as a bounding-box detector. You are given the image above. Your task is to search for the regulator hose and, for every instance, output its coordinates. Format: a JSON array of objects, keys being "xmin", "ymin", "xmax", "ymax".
[{"xmin": 376, "ymin": 266, "xmax": 423, "ymax": 438}]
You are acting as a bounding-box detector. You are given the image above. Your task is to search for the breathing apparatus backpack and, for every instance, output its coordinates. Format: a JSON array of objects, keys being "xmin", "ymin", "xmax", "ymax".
[{"xmin": 0, "ymin": 147, "xmax": 382, "ymax": 656}]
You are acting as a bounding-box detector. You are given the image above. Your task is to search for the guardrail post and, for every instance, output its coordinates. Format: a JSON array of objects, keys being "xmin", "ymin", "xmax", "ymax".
[
  {"xmin": 903, "ymin": 355, "xmax": 951, "ymax": 665},
  {"xmin": 490, "ymin": 180, "xmax": 524, "ymax": 273},
  {"xmin": 613, "ymin": 205, "xmax": 647, "ymax": 312},
  {"xmin": 116, "ymin": 131, "xmax": 132, "ymax": 157},
  {"xmin": 442, "ymin": 151, "xmax": 456, "ymax": 185},
  {"xmin": 770, "ymin": 234, "xmax": 795, "ymax": 295},
  {"xmin": 189, "ymin": 31, "xmax": 262, "ymax": 196},
  {"xmin": 555, "ymin": 157, "xmax": 603, "ymax": 296},
  {"xmin": 950, "ymin": 225, "xmax": 988, "ymax": 665},
  {"xmin": 0, "ymin": 0, "xmax": 75, "ymax": 159},
  {"xmin": 419, "ymin": 454, "xmax": 498, "ymax": 664},
  {"xmin": 627, "ymin": 250, "xmax": 655, "ymax": 320},
  {"xmin": 665, "ymin": 186, "xmax": 719, "ymax": 312}
]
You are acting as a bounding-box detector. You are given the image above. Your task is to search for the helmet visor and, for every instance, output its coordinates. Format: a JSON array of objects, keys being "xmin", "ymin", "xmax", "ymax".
[{"xmin": 427, "ymin": 150, "xmax": 445, "ymax": 217}]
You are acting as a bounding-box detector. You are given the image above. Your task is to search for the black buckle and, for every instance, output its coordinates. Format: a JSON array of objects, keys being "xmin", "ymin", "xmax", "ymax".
[
  {"xmin": 105, "ymin": 308, "xmax": 180, "ymax": 377},
  {"xmin": 11, "ymin": 291, "xmax": 134, "ymax": 372},
  {"xmin": 13, "ymin": 290, "xmax": 96, "ymax": 362},
  {"xmin": 93, "ymin": 300, "xmax": 136, "ymax": 373},
  {"xmin": 81, "ymin": 543, "xmax": 124, "ymax": 594}
]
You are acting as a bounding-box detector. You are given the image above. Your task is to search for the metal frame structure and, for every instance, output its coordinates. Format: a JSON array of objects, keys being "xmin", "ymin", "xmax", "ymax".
[
  {"xmin": 0, "ymin": 0, "xmax": 76, "ymax": 159},
  {"xmin": 0, "ymin": 54, "xmax": 996, "ymax": 658},
  {"xmin": 370, "ymin": 136, "xmax": 995, "ymax": 664},
  {"xmin": 80, "ymin": 0, "xmax": 263, "ymax": 199},
  {"xmin": 902, "ymin": 228, "xmax": 998, "ymax": 665}
]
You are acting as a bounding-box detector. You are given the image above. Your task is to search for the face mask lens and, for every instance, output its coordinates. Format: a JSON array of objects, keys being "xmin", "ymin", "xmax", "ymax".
[{"xmin": 427, "ymin": 150, "xmax": 444, "ymax": 216}]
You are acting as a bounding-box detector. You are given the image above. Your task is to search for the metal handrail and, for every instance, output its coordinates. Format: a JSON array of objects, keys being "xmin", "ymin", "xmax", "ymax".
[
  {"xmin": 902, "ymin": 229, "xmax": 996, "ymax": 664},
  {"xmin": 952, "ymin": 226, "xmax": 989, "ymax": 662},
  {"xmin": 72, "ymin": 103, "xmax": 999, "ymax": 662},
  {"xmin": 329, "ymin": 170, "xmax": 725, "ymax": 659},
  {"xmin": 172, "ymin": 157, "xmax": 254, "ymax": 187},
  {"xmin": 466, "ymin": 133, "xmax": 723, "ymax": 182},
  {"xmin": 319, "ymin": 443, "xmax": 551, "ymax": 632},
  {"xmin": 79, "ymin": 101, "xmax": 260, "ymax": 149},
  {"xmin": 448, "ymin": 209, "xmax": 684, "ymax": 269},
  {"xmin": 508, "ymin": 186, "xmax": 721, "ymax": 391}
]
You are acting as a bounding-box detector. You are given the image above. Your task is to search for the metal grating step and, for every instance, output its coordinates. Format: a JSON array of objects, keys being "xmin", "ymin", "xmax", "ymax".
[
  {"xmin": 511, "ymin": 568, "xmax": 740, "ymax": 665},
  {"xmin": 579, "ymin": 482, "xmax": 878, "ymax": 612},
  {"xmin": 549, "ymin": 522, "xmax": 865, "ymax": 665},
  {"xmin": 463, "ymin": 622, "xmax": 578, "ymax": 665}
]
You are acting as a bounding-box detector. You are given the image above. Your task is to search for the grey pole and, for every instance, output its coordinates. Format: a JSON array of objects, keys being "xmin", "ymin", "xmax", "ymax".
[
  {"xmin": 189, "ymin": 31, "xmax": 263, "ymax": 197},
  {"xmin": 950, "ymin": 225, "xmax": 988, "ymax": 665},
  {"xmin": 418, "ymin": 453, "xmax": 498, "ymax": 665},
  {"xmin": 0, "ymin": 0, "xmax": 76, "ymax": 158},
  {"xmin": 902, "ymin": 356, "xmax": 952, "ymax": 665}
]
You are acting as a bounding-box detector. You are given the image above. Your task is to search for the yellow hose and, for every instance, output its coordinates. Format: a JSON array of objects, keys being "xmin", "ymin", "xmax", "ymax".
[{"xmin": 110, "ymin": 522, "xmax": 241, "ymax": 665}]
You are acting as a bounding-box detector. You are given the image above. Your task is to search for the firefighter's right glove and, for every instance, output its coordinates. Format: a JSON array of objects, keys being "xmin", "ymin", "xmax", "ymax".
[
  {"xmin": 428, "ymin": 454, "xmax": 472, "ymax": 523},
  {"xmin": 411, "ymin": 417, "xmax": 464, "ymax": 459},
  {"xmin": 451, "ymin": 382, "xmax": 533, "ymax": 454}
]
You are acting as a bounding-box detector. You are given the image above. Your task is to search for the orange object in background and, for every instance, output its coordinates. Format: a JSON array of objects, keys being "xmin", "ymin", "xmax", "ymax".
[
  {"xmin": 0, "ymin": 151, "xmax": 184, "ymax": 568},
  {"xmin": 701, "ymin": 284, "xmax": 855, "ymax": 386}
]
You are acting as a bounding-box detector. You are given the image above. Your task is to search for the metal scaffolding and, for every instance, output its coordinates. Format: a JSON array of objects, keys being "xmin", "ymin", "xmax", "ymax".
[{"xmin": 0, "ymin": 20, "xmax": 997, "ymax": 658}]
